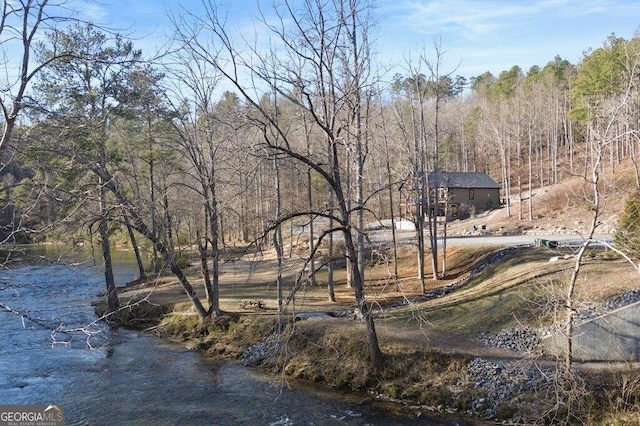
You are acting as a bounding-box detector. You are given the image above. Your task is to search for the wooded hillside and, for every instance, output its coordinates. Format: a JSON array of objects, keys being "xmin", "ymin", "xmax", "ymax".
[{"xmin": 3, "ymin": 26, "xmax": 637, "ymax": 247}]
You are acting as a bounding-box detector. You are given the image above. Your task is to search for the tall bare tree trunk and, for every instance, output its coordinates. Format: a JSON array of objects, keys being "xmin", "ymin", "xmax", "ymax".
[
  {"xmin": 124, "ymin": 214, "xmax": 146, "ymax": 281},
  {"xmin": 305, "ymin": 121, "xmax": 317, "ymax": 286},
  {"xmin": 349, "ymin": 0, "xmax": 366, "ymax": 290},
  {"xmin": 306, "ymin": 168, "xmax": 317, "ymax": 285},
  {"xmin": 196, "ymin": 226, "xmax": 214, "ymax": 311},
  {"xmin": 528, "ymin": 123, "xmax": 534, "ymax": 221},
  {"xmin": 148, "ymin": 155, "xmax": 160, "ymax": 272},
  {"xmin": 98, "ymin": 175, "xmax": 118, "ymax": 313},
  {"xmin": 380, "ymin": 106, "xmax": 400, "ymax": 287},
  {"xmin": 326, "ymin": 140, "xmax": 336, "ymax": 302},
  {"xmin": 565, "ymin": 130, "xmax": 602, "ymax": 374},
  {"xmin": 442, "ymin": 186, "xmax": 448, "ymax": 277},
  {"xmin": 207, "ymin": 179, "xmax": 221, "ymax": 315},
  {"xmin": 273, "ymin": 156, "xmax": 284, "ymax": 313},
  {"xmin": 417, "ymin": 172, "xmax": 427, "ymax": 293}
]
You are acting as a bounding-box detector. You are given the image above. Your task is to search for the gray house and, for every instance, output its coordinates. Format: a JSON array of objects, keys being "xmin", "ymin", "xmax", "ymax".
[{"xmin": 402, "ymin": 172, "xmax": 501, "ymax": 220}]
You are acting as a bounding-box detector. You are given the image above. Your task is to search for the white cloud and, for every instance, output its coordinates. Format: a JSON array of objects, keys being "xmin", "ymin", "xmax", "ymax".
[
  {"xmin": 382, "ymin": 0, "xmax": 639, "ymax": 41},
  {"xmin": 69, "ymin": 0, "xmax": 110, "ymax": 23}
]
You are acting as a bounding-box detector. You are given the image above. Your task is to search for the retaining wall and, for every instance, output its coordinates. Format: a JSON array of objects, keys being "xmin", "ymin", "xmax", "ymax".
[{"xmin": 543, "ymin": 301, "xmax": 640, "ymax": 361}]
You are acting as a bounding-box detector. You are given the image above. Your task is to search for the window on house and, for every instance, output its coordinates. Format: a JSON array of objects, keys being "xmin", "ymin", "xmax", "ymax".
[{"xmin": 469, "ymin": 188, "xmax": 475, "ymax": 200}]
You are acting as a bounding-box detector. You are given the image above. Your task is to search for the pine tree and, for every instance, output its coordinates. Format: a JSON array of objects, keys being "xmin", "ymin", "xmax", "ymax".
[{"xmin": 614, "ymin": 191, "xmax": 640, "ymax": 259}]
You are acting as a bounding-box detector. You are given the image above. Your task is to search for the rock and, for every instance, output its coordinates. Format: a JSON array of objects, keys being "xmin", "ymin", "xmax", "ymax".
[
  {"xmin": 476, "ymin": 327, "xmax": 541, "ymax": 353},
  {"xmin": 462, "ymin": 358, "xmax": 555, "ymax": 422},
  {"xmin": 242, "ymin": 335, "xmax": 280, "ymax": 366},
  {"xmin": 604, "ymin": 289, "xmax": 640, "ymax": 310}
]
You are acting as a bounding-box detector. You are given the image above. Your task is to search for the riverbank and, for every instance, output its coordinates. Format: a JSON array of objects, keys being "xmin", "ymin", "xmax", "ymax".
[{"xmin": 97, "ymin": 244, "xmax": 640, "ymax": 425}]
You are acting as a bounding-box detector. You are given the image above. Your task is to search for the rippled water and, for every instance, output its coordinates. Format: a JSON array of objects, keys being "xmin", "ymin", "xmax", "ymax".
[{"xmin": 0, "ymin": 246, "xmax": 478, "ymax": 425}]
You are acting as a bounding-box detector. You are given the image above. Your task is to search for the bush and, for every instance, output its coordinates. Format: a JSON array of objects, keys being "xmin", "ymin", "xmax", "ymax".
[{"xmin": 614, "ymin": 191, "xmax": 640, "ymax": 260}]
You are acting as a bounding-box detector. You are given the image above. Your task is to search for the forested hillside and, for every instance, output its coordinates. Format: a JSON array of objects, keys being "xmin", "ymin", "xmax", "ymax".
[{"xmin": 3, "ymin": 25, "xmax": 637, "ymax": 246}]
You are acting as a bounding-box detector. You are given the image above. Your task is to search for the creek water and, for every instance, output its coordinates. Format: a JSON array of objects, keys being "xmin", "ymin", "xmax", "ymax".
[{"xmin": 0, "ymin": 246, "xmax": 476, "ymax": 425}]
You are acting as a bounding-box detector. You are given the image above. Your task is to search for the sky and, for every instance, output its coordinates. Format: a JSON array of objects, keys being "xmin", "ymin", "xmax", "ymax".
[{"xmin": 76, "ymin": 0, "xmax": 640, "ymax": 81}]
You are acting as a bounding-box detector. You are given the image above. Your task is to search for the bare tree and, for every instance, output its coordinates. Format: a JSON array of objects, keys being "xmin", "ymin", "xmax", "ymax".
[
  {"xmin": 162, "ymin": 49, "xmax": 229, "ymax": 315},
  {"xmin": 422, "ymin": 40, "xmax": 460, "ymax": 280},
  {"xmin": 172, "ymin": 0, "xmax": 384, "ymax": 370},
  {"xmin": 391, "ymin": 67, "xmax": 429, "ymax": 291},
  {"xmin": 377, "ymin": 97, "xmax": 400, "ymax": 286}
]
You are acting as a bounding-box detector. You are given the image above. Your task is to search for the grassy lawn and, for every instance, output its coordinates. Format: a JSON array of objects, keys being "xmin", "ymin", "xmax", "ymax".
[{"xmin": 117, "ymin": 241, "xmax": 637, "ymax": 347}]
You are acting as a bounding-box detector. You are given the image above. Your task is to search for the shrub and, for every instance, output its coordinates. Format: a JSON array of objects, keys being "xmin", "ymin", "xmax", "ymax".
[{"xmin": 614, "ymin": 190, "xmax": 640, "ymax": 260}]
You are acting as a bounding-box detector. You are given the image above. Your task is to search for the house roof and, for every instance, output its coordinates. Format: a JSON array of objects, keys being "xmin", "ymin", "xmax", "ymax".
[{"xmin": 427, "ymin": 172, "xmax": 501, "ymax": 189}]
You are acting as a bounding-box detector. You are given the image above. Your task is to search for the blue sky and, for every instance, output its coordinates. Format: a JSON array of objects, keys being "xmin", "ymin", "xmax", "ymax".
[{"xmin": 78, "ymin": 0, "xmax": 639, "ymax": 80}]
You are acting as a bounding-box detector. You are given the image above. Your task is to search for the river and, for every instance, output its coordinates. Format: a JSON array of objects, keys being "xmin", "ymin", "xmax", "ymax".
[{"xmin": 0, "ymin": 245, "xmax": 478, "ymax": 425}]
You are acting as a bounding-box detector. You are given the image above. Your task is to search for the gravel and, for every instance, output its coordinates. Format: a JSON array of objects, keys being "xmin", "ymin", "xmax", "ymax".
[
  {"xmin": 476, "ymin": 327, "xmax": 541, "ymax": 354},
  {"xmin": 461, "ymin": 358, "xmax": 556, "ymax": 422},
  {"xmin": 242, "ymin": 334, "xmax": 280, "ymax": 366},
  {"xmin": 603, "ymin": 288, "xmax": 640, "ymax": 310},
  {"xmin": 466, "ymin": 288, "xmax": 640, "ymax": 422}
]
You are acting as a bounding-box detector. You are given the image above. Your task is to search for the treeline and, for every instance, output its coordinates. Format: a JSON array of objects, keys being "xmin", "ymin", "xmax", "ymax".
[{"xmin": 4, "ymin": 31, "xmax": 638, "ymax": 246}]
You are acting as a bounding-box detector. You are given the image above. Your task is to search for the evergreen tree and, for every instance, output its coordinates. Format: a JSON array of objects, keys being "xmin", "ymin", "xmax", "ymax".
[{"xmin": 614, "ymin": 191, "xmax": 640, "ymax": 259}]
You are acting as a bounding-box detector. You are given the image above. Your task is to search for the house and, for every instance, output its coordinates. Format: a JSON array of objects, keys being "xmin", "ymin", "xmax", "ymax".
[{"xmin": 401, "ymin": 171, "xmax": 501, "ymax": 221}]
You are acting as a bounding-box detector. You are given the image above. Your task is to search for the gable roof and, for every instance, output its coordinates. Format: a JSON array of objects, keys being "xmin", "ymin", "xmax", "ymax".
[{"xmin": 427, "ymin": 172, "xmax": 500, "ymax": 189}]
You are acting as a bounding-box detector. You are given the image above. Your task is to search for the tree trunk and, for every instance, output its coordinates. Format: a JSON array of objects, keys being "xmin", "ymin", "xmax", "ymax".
[
  {"xmin": 442, "ymin": 187, "xmax": 448, "ymax": 277},
  {"xmin": 148, "ymin": 156, "xmax": 160, "ymax": 272},
  {"xmin": 98, "ymin": 176, "xmax": 118, "ymax": 313},
  {"xmin": 208, "ymin": 180, "xmax": 221, "ymax": 315},
  {"xmin": 124, "ymin": 214, "xmax": 146, "ymax": 281},
  {"xmin": 326, "ymin": 141, "xmax": 336, "ymax": 302},
  {"xmin": 528, "ymin": 123, "xmax": 534, "ymax": 221},
  {"xmin": 273, "ymin": 156, "xmax": 284, "ymax": 312},
  {"xmin": 351, "ymin": 5, "xmax": 366, "ymax": 291},
  {"xmin": 100, "ymin": 168, "xmax": 210, "ymax": 320},
  {"xmin": 332, "ymin": 132, "xmax": 382, "ymax": 370},
  {"xmin": 565, "ymin": 127, "xmax": 603, "ymax": 375},
  {"xmin": 380, "ymin": 110, "xmax": 400, "ymax": 287},
  {"xmin": 342, "ymin": 213, "xmax": 383, "ymax": 371},
  {"xmin": 327, "ymin": 217, "xmax": 336, "ymax": 302},
  {"xmin": 306, "ymin": 148, "xmax": 317, "ymax": 286},
  {"xmin": 196, "ymin": 227, "xmax": 214, "ymax": 312},
  {"xmin": 416, "ymin": 196, "xmax": 426, "ymax": 292},
  {"xmin": 428, "ymin": 191, "xmax": 438, "ymax": 281},
  {"xmin": 307, "ymin": 182, "xmax": 316, "ymax": 286},
  {"xmin": 426, "ymin": 173, "xmax": 438, "ymax": 282}
]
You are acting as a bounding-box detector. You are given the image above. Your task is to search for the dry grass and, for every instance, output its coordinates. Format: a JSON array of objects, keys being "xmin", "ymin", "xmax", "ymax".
[{"xmin": 117, "ymin": 158, "xmax": 640, "ymax": 331}]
